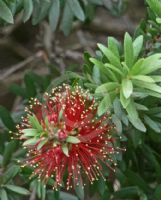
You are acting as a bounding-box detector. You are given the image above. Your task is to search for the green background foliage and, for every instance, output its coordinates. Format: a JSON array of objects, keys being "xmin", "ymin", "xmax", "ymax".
[
  {"xmin": 0, "ymin": 0, "xmax": 161, "ymax": 200},
  {"xmin": 0, "ymin": 0, "xmax": 126, "ymax": 35}
]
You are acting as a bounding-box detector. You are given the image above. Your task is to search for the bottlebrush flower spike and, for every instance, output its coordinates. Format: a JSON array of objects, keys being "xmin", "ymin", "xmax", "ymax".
[{"xmin": 17, "ymin": 84, "xmax": 120, "ymax": 190}]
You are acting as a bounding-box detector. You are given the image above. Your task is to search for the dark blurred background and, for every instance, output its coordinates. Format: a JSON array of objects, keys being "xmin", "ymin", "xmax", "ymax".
[{"xmin": 0, "ymin": 0, "xmax": 145, "ymax": 110}]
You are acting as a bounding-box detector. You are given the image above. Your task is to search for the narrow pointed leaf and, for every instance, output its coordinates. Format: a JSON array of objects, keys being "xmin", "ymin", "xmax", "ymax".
[
  {"xmin": 144, "ymin": 115, "xmax": 161, "ymax": 133},
  {"xmin": 120, "ymin": 88, "xmax": 130, "ymax": 108},
  {"xmin": 95, "ymin": 82, "xmax": 119, "ymax": 94},
  {"xmin": 0, "ymin": 106, "xmax": 15, "ymax": 131},
  {"xmin": 66, "ymin": 136, "xmax": 80, "ymax": 144},
  {"xmin": 154, "ymin": 184, "xmax": 161, "ymax": 200},
  {"xmin": 124, "ymin": 32, "xmax": 134, "ymax": 68},
  {"xmin": 21, "ymin": 128, "xmax": 37, "ymax": 136},
  {"xmin": 28, "ymin": 115, "xmax": 43, "ymax": 132},
  {"xmin": 23, "ymin": 138, "xmax": 38, "ymax": 146},
  {"xmin": 98, "ymin": 94, "xmax": 111, "ymax": 116},
  {"xmin": 133, "ymin": 80, "xmax": 161, "ymax": 93},
  {"xmin": 140, "ymin": 54, "xmax": 161, "ymax": 75},
  {"xmin": 133, "ymin": 35, "xmax": 143, "ymax": 60},
  {"xmin": 37, "ymin": 139, "xmax": 48, "ymax": 150},
  {"xmin": 97, "ymin": 43, "xmax": 122, "ymax": 69},
  {"xmin": 62, "ymin": 144, "xmax": 69, "ymax": 157},
  {"xmin": 49, "ymin": 0, "xmax": 60, "ymax": 31},
  {"xmin": 126, "ymin": 101, "xmax": 146, "ymax": 132},
  {"xmin": 67, "ymin": 0, "xmax": 85, "ymax": 21},
  {"xmin": 146, "ymin": 0, "xmax": 161, "ymax": 18},
  {"xmin": 0, "ymin": 0, "xmax": 13, "ymax": 23},
  {"xmin": 5, "ymin": 185, "xmax": 30, "ymax": 195},
  {"xmin": 122, "ymin": 79, "xmax": 133, "ymax": 99},
  {"xmin": 60, "ymin": 1, "xmax": 74, "ymax": 35},
  {"xmin": 108, "ymin": 37, "xmax": 120, "ymax": 58},
  {"xmin": 132, "ymin": 75, "xmax": 155, "ymax": 83},
  {"xmin": 0, "ymin": 189, "xmax": 8, "ymax": 200},
  {"xmin": 23, "ymin": 0, "xmax": 33, "ymax": 22}
]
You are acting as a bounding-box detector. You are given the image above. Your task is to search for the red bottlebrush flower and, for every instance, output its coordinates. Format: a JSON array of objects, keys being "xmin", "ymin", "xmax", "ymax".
[{"xmin": 17, "ymin": 84, "xmax": 119, "ymax": 190}]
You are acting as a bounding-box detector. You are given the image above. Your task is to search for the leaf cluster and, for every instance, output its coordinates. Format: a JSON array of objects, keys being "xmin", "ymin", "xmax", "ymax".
[
  {"xmin": 84, "ymin": 32, "xmax": 161, "ymax": 134},
  {"xmin": 0, "ymin": 0, "xmax": 127, "ymax": 35},
  {"xmin": 1, "ymin": 0, "xmax": 161, "ymax": 200}
]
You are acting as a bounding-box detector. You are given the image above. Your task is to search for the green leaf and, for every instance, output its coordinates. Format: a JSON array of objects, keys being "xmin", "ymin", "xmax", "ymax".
[
  {"xmin": 154, "ymin": 184, "xmax": 161, "ymax": 200},
  {"xmin": 113, "ymin": 186, "xmax": 139, "ymax": 198},
  {"xmin": 97, "ymin": 43, "xmax": 122, "ymax": 69},
  {"xmin": 60, "ymin": 192, "xmax": 78, "ymax": 200},
  {"xmin": 88, "ymin": 0, "xmax": 103, "ymax": 5},
  {"xmin": 37, "ymin": 139, "xmax": 48, "ymax": 150},
  {"xmin": 124, "ymin": 32, "xmax": 134, "ymax": 68},
  {"xmin": 116, "ymin": 169, "xmax": 127, "ymax": 185},
  {"xmin": 0, "ymin": 0, "xmax": 13, "ymax": 23},
  {"xmin": 108, "ymin": 36, "xmax": 120, "ymax": 58},
  {"xmin": 3, "ymin": 165, "xmax": 20, "ymax": 184},
  {"xmin": 98, "ymin": 94, "xmax": 111, "ymax": 116},
  {"xmin": 58, "ymin": 108, "xmax": 64, "ymax": 122},
  {"xmin": 122, "ymin": 79, "xmax": 133, "ymax": 99},
  {"xmin": 60, "ymin": 1, "xmax": 74, "ymax": 35},
  {"xmin": 133, "ymin": 35, "xmax": 143, "ymax": 60},
  {"xmin": 105, "ymin": 63, "xmax": 124, "ymax": 77},
  {"xmin": 3, "ymin": 141, "xmax": 18, "ymax": 167},
  {"xmin": 97, "ymin": 177, "xmax": 107, "ymax": 196},
  {"xmin": 95, "ymin": 82, "xmax": 119, "ymax": 95},
  {"xmin": 23, "ymin": 138, "xmax": 38, "ymax": 146},
  {"xmin": 49, "ymin": 0, "xmax": 60, "ymax": 32},
  {"xmin": 28, "ymin": 115, "xmax": 43, "ymax": 132},
  {"xmin": 156, "ymin": 17, "xmax": 161, "ymax": 24},
  {"xmin": 62, "ymin": 143, "xmax": 69, "ymax": 157},
  {"xmin": 21, "ymin": 128, "xmax": 37, "ymax": 137},
  {"xmin": 9, "ymin": 84, "xmax": 27, "ymax": 98},
  {"xmin": 140, "ymin": 89, "xmax": 161, "ymax": 98},
  {"xmin": 132, "ymin": 75, "xmax": 155, "ymax": 83},
  {"xmin": 37, "ymin": 181, "xmax": 46, "ymax": 200},
  {"xmin": 67, "ymin": 0, "xmax": 85, "ymax": 21},
  {"xmin": 120, "ymin": 88, "xmax": 130, "ymax": 108},
  {"xmin": 150, "ymin": 75, "xmax": 161, "ymax": 82},
  {"xmin": 144, "ymin": 115, "xmax": 161, "ymax": 133},
  {"xmin": 106, "ymin": 68, "xmax": 119, "ymax": 82},
  {"xmin": 24, "ymin": 73, "xmax": 37, "ymax": 98},
  {"xmin": 75, "ymin": 180, "xmax": 84, "ymax": 200},
  {"xmin": 0, "ymin": 189, "xmax": 8, "ymax": 200},
  {"xmin": 142, "ymin": 145, "xmax": 161, "ymax": 179},
  {"xmin": 135, "ymin": 103, "xmax": 149, "ymax": 111},
  {"xmin": 89, "ymin": 58, "xmax": 109, "ymax": 78},
  {"xmin": 122, "ymin": 62, "xmax": 129, "ymax": 74},
  {"xmin": 133, "ymin": 80, "xmax": 161, "ymax": 94},
  {"xmin": 92, "ymin": 65, "xmax": 101, "ymax": 84},
  {"xmin": 101, "ymin": 189, "xmax": 110, "ymax": 200},
  {"xmin": 32, "ymin": 0, "xmax": 51, "ymax": 25},
  {"xmin": 146, "ymin": 0, "xmax": 161, "ymax": 18},
  {"xmin": 126, "ymin": 100, "xmax": 146, "ymax": 132},
  {"xmin": 23, "ymin": 0, "xmax": 33, "ymax": 22},
  {"xmin": 113, "ymin": 98, "xmax": 122, "ymax": 118},
  {"xmin": 0, "ymin": 106, "xmax": 15, "ymax": 131},
  {"xmin": 126, "ymin": 170, "xmax": 150, "ymax": 193},
  {"xmin": 5, "ymin": 185, "xmax": 30, "ymax": 195},
  {"xmin": 112, "ymin": 114, "xmax": 122, "ymax": 134},
  {"xmin": 66, "ymin": 136, "xmax": 80, "ymax": 144},
  {"xmin": 130, "ymin": 58, "xmax": 144, "ymax": 75},
  {"xmin": 140, "ymin": 54, "xmax": 161, "ymax": 75}
]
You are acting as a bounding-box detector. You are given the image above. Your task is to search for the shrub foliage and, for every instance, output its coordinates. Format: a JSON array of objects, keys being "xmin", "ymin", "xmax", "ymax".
[{"xmin": 1, "ymin": 0, "xmax": 161, "ymax": 200}]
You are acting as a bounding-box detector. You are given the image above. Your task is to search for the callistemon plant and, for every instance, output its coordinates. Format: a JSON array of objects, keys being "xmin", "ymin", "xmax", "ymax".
[
  {"xmin": 16, "ymin": 84, "xmax": 119, "ymax": 190},
  {"xmin": 84, "ymin": 33, "xmax": 161, "ymax": 133}
]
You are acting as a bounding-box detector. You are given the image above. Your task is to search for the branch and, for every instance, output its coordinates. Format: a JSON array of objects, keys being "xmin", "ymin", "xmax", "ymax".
[{"xmin": 0, "ymin": 51, "xmax": 48, "ymax": 81}]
